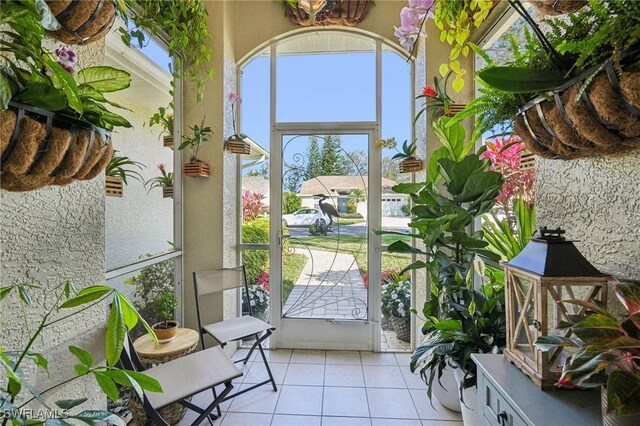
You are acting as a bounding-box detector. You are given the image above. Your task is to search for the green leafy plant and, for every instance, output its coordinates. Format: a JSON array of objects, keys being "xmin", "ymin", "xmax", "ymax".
[
  {"xmin": 411, "ymin": 263, "xmax": 506, "ymax": 399},
  {"xmin": 151, "ymin": 292, "xmax": 178, "ymax": 329},
  {"xmin": 534, "ymin": 282, "xmax": 640, "ymax": 417},
  {"xmin": 145, "ymin": 163, "xmax": 174, "ymax": 192},
  {"xmin": 483, "ymin": 197, "xmax": 536, "ymax": 261},
  {"xmin": 433, "ymin": 0, "xmax": 494, "ymax": 92},
  {"xmin": 0, "ymin": 281, "xmax": 161, "ymax": 425},
  {"xmin": 149, "ymin": 105, "xmax": 174, "ymax": 139},
  {"xmin": 0, "ymin": 1, "xmax": 132, "ymax": 130},
  {"xmin": 106, "ymin": 152, "xmax": 145, "ymax": 185},
  {"xmin": 179, "ymin": 117, "xmax": 212, "ymax": 164},
  {"xmin": 415, "ymin": 72, "xmax": 455, "ymax": 123},
  {"xmin": 477, "ymin": 1, "xmax": 640, "ymax": 95},
  {"xmin": 391, "ymin": 140, "xmax": 418, "ymax": 160},
  {"xmin": 381, "ymin": 273, "xmax": 412, "ymax": 320},
  {"xmin": 120, "ymin": 0, "xmax": 213, "ymax": 103},
  {"xmin": 283, "ymin": 192, "xmax": 303, "ymax": 214}
]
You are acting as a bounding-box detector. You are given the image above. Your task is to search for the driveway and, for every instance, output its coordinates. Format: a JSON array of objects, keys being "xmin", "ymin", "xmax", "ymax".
[{"xmin": 286, "ymin": 216, "xmax": 411, "ymax": 238}]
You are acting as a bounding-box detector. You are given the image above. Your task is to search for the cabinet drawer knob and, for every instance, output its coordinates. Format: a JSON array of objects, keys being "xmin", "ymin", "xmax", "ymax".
[{"xmin": 497, "ymin": 411, "xmax": 509, "ymax": 426}]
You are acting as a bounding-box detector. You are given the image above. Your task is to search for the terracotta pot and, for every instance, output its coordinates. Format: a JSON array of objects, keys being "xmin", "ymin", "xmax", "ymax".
[
  {"xmin": 152, "ymin": 320, "xmax": 179, "ymax": 343},
  {"xmin": 45, "ymin": 0, "xmax": 117, "ymax": 45}
]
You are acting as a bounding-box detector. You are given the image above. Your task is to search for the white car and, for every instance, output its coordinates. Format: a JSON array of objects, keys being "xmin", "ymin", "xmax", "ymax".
[{"xmin": 282, "ymin": 208, "xmax": 328, "ymax": 227}]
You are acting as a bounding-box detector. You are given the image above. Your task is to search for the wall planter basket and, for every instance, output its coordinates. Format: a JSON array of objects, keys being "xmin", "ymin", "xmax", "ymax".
[
  {"xmin": 284, "ymin": 0, "xmax": 373, "ymax": 27},
  {"xmin": 162, "ymin": 186, "xmax": 173, "ymax": 199},
  {"xmin": 399, "ymin": 157, "xmax": 423, "ymax": 174},
  {"xmin": 530, "ymin": 0, "xmax": 587, "ymax": 16},
  {"xmin": 0, "ymin": 102, "xmax": 113, "ymax": 192},
  {"xmin": 183, "ymin": 162, "xmax": 210, "ymax": 178},
  {"xmin": 45, "ymin": 0, "xmax": 117, "ymax": 45},
  {"xmin": 515, "ymin": 53, "xmax": 640, "ymax": 160},
  {"xmin": 444, "ymin": 103, "xmax": 467, "ymax": 118},
  {"xmin": 105, "ymin": 175, "xmax": 123, "ymax": 197},
  {"xmin": 163, "ymin": 135, "xmax": 174, "ymax": 150},
  {"xmin": 225, "ymin": 136, "xmax": 250, "ymax": 155}
]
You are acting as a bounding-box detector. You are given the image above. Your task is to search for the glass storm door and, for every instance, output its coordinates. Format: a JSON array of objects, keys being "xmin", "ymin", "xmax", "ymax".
[{"xmin": 270, "ymin": 124, "xmax": 381, "ymax": 350}]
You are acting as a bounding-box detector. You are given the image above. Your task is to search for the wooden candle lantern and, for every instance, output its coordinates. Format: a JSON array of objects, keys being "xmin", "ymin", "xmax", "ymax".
[{"xmin": 503, "ymin": 227, "xmax": 609, "ymax": 389}]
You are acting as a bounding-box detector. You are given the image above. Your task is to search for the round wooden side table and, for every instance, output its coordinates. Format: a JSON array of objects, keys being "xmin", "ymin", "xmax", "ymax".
[{"xmin": 129, "ymin": 328, "xmax": 200, "ymax": 425}]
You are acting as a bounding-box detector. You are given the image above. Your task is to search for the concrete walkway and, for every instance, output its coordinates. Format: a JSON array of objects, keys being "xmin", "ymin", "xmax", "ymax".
[{"xmin": 283, "ymin": 249, "xmax": 368, "ymax": 319}]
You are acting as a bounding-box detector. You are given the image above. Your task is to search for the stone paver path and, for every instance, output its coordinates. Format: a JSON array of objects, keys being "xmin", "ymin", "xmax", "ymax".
[{"xmin": 283, "ymin": 249, "xmax": 368, "ymax": 319}]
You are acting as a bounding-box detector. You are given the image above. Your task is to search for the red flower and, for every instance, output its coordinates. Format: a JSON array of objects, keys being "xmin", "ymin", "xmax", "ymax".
[{"xmin": 423, "ymin": 85, "xmax": 437, "ymax": 97}]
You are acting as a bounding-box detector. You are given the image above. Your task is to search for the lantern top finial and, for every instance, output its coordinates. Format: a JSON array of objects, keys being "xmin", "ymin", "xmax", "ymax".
[{"xmin": 536, "ymin": 227, "xmax": 565, "ymax": 241}]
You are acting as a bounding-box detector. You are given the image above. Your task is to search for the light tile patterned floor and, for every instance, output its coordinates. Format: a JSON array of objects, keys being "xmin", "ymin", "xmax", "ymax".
[{"xmin": 177, "ymin": 349, "xmax": 462, "ymax": 426}]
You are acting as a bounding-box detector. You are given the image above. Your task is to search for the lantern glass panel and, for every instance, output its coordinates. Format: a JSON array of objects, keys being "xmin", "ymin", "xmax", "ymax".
[{"xmin": 512, "ymin": 275, "xmax": 537, "ymax": 363}]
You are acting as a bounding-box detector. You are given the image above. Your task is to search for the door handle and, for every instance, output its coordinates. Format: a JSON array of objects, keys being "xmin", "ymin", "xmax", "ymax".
[{"xmin": 497, "ymin": 411, "xmax": 508, "ymax": 426}]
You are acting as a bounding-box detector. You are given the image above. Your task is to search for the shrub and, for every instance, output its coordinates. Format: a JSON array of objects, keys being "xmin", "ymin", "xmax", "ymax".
[
  {"xmin": 242, "ymin": 190, "xmax": 267, "ymax": 221},
  {"xmin": 242, "ymin": 218, "xmax": 270, "ymax": 284},
  {"xmin": 346, "ymin": 201, "xmax": 357, "ymax": 214},
  {"xmin": 363, "ymin": 269, "xmax": 398, "ymax": 289},
  {"xmin": 401, "ymin": 203, "xmax": 411, "ymax": 216},
  {"xmin": 283, "ymin": 192, "xmax": 302, "ymax": 214}
]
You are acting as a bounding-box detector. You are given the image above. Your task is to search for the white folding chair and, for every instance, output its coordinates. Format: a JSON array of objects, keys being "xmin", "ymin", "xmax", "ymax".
[
  {"xmin": 192, "ymin": 266, "xmax": 278, "ymax": 404},
  {"xmin": 119, "ymin": 334, "xmax": 242, "ymax": 426}
]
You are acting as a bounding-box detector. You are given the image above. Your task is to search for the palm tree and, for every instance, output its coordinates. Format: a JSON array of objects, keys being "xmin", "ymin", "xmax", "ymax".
[{"xmin": 349, "ymin": 188, "xmax": 365, "ymax": 205}]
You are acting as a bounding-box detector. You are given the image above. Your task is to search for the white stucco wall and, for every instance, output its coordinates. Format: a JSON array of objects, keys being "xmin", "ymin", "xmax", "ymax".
[
  {"xmin": 536, "ymin": 152, "xmax": 640, "ymax": 282},
  {"xmin": 105, "ymin": 94, "xmax": 174, "ymax": 272},
  {"xmin": 1, "ymin": 40, "xmax": 108, "ymax": 411}
]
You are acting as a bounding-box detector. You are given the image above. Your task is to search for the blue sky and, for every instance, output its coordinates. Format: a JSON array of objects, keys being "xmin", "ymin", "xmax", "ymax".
[{"xmin": 240, "ymin": 50, "xmax": 412, "ymax": 170}]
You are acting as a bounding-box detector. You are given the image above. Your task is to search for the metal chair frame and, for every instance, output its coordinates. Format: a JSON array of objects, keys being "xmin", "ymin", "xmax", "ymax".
[
  {"xmin": 192, "ymin": 265, "xmax": 278, "ymax": 409},
  {"xmin": 119, "ymin": 335, "xmax": 234, "ymax": 426}
]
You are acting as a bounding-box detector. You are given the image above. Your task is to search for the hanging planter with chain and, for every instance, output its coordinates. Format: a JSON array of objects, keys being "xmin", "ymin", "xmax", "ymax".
[
  {"xmin": 45, "ymin": 0, "xmax": 119, "ymax": 45},
  {"xmin": 1, "ymin": 102, "xmax": 113, "ymax": 192},
  {"xmin": 281, "ymin": 0, "xmax": 373, "ymax": 27}
]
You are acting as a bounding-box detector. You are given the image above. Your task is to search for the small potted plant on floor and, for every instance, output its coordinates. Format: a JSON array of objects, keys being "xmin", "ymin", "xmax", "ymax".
[
  {"xmin": 150, "ymin": 292, "xmax": 179, "ymax": 343},
  {"xmin": 105, "ymin": 152, "xmax": 145, "ymax": 197},
  {"xmin": 179, "ymin": 117, "xmax": 212, "ymax": 177},
  {"xmin": 224, "ymin": 93, "xmax": 251, "ymax": 154},
  {"xmin": 381, "ymin": 272, "xmax": 412, "ymax": 343},
  {"xmin": 145, "ymin": 163, "xmax": 174, "ymax": 198},
  {"xmin": 535, "ymin": 282, "xmax": 640, "ymax": 425},
  {"xmin": 242, "ymin": 274, "xmax": 270, "ymax": 323}
]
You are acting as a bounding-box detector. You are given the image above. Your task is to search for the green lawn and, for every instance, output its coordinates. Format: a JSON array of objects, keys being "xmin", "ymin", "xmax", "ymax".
[
  {"xmin": 282, "ymin": 253, "xmax": 308, "ymax": 302},
  {"xmin": 290, "ymin": 234, "xmax": 413, "ymax": 276}
]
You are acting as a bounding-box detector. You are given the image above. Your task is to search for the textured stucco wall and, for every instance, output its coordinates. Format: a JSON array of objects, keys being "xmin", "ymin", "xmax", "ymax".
[
  {"xmin": 0, "ymin": 40, "xmax": 108, "ymax": 410},
  {"xmin": 536, "ymin": 152, "xmax": 640, "ymax": 282}
]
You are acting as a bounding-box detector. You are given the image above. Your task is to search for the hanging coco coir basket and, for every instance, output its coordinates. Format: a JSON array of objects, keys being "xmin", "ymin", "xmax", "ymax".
[
  {"xmin": 284, "ymin": 0, "xmax": 373, "ymax": 27},
  {"xmin": 515, "ymin": 52, "xmax": 640, "ymax": 160},
  {"xmin": 0, "ymin": 102, "xmax": 113, "ymax": 192},
  {"xmin": 530, "ymin": 0, "xmax": 588, "ymax": 16},
  {"xmin": 45, "ymin": 0, "xmax": 117, "ymax": 45}
]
